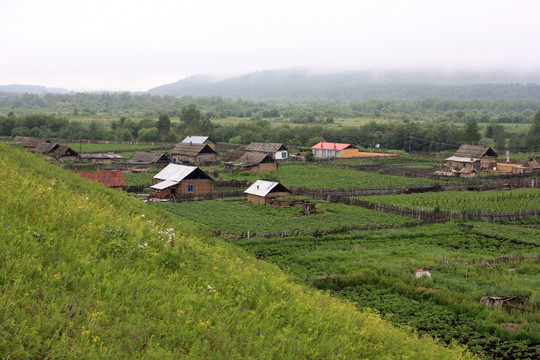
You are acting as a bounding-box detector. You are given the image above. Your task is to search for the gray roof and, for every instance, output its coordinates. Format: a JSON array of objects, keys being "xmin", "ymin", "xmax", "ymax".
[
  {"xmin": 182, "ymin": 136, "xmax": 215, "ymax": 144},
  {"xmin": 245, "ymin": 142, "xmax": 287, "ymax": 153},
  {"xmin": 445, "ymin": 156, "xmax": 480, "ymax": 163},
  {"xmin": 244, "ymin": 180, "xmax": 290, "ymax": 197},
  {"xmin": 79, "ymin": 153, "xmax": 125, "ymax": 160},
  {"xmin": 224, "ymin": 151, "xmax": 272, "ymax": 167}
]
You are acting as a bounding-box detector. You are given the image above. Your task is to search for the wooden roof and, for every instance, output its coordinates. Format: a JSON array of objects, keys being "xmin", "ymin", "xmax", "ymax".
[
  {"xmin": 13, "ymin": 136, "xmax": 52, "ymax": 149},
  {"xmin": 129, "ymin": 151, "xmax": 169, "ymax": 163},
  {"xmin": 225, "ymin": 152, "xmax": 273, "ymax": 167},
  {"xmin": 171, "ymin": 143, "xmax": 217, "ymax": 157},
  {"xmin": 453, "ymin": 144, "xmax": 497, "ymax": 158},
  {"xmin": 77, "ymin": 171, "xmax": 127, "ymax": 187},
  {"xmin": 245, "ymin": 142, "xmax": 287, "ymax": 153},
  {"xmin": 48, "ymin": 144, "xmax": 78, "ymax": 159}
]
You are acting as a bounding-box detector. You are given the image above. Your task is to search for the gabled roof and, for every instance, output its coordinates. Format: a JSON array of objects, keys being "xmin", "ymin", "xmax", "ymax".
[
  {"xmin": 453, "ymin": 144, "xmax": 497, "ymax": 158},
  {"xmin": 48, "ymin": 144, "xmax": 78, "ymax": 159},
  {"xmin": 224, "ymin": 151, "xmax": 273, "ymax": 167},
  {"xmin": 445, "ymin": 156, "xmax": 480, "ymax": 163},
  {"xmin": 244, "ymin": 180, "xmax": 290, "ymax": 197},
  {"xmin": 171, "ymin": 143, "xmax": 217, "ymax": 157},
  {"xmin": 151, "ymin": 164, "xmax": 213, "ymax": 190},
  {"xmin": 13, "ymin": 136, "xmax": 52, "ymax": 149},
  {"xmin": 129, "ymin": 151, "xmax": 169, "ymax": 163},
  {"xmin": 182, "ymin": 136, "xmax": 215, "ymax": 144},
  {"xmin": 245, "ymin": 142, "xmax": 287, "ymax": 153},
  {"xmin": 77, "ymin": 171, "xmax": 127, "ymax": 187},
  {"xmin": 311, "ymin": 142, "xmax": 356, "ymax": 151}
]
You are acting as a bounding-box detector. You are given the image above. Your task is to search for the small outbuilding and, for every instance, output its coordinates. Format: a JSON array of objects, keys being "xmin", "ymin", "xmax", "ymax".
[
  {"xmin": 151, "ymin": 163, "xmax": 214, "ymax": 199},
  {"xmin": 244, "ymin": 180, "xmax": 291, "ymax": 205}
]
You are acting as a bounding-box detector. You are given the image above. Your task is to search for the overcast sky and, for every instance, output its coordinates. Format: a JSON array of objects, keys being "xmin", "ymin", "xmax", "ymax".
[{"xmin": 1, "ymin": 0, "xmax": 539, "ymax": 91}]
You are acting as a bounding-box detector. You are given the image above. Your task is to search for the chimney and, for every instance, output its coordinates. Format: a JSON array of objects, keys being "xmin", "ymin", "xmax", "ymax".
[
  {"xmin": 257, "ymin": 185, "xmax": 259, "ymax": 190},
  {"xmin": 190, "ymin": 141, "xmax": 192, "ymax": 146},
  {"xmin": 334, "ymin": 143, "xmax": 336, "ymax": 149}
]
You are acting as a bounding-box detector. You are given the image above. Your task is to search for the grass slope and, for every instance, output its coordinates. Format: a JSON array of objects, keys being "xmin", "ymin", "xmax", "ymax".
[{"xmin": 0, "ymin": 143, "xmax": 472, "ymax": 359}]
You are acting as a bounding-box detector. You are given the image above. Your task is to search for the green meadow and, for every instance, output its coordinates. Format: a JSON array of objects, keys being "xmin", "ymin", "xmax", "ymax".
[{"xmin": 0, "ymin": 142, "xmax": 472, "ymax": 359}]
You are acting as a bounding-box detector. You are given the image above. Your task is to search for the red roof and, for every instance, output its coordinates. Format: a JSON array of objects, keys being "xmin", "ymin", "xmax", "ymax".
[
  {"xmin": 77, "ymin": 170, "xmax": 127, "ymax": 187},
  {"xmin": 311, "ymin": 142, "xmax": 354, "ymax": 151}
]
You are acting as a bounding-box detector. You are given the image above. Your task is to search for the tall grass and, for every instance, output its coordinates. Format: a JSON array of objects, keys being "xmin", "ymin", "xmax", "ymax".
[{"xmin": 0, "ymin": 143, "xmax": 472, "ymax": 359}]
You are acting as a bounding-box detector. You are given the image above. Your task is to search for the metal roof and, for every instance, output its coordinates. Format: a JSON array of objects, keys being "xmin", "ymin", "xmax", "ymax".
[
  {"xmin": 445, "ymin": 156, "xmax": 480, "ymax": 163},
  {"xmin": 182, "ymin": 136, "xmax": 213, "ymax": 144},
  {"xmin": 244, "ymin": 180, "xmax": 289, "ymax": 197},
  {"xmin": 311, "ymin": 142, "xmax": 355, "ymax": 151},
  {"xmin": 154, "ymin": 164, "xmax": 197, "ymax": 181},
  {"xmin": 151, "ymin": 180, "xmax": 179, "ymax": 190}
]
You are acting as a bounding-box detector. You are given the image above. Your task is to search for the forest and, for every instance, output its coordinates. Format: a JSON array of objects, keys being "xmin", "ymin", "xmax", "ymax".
[{"xmin": 1, "ymin": 91, "xmax": 540, "ymax": 153}]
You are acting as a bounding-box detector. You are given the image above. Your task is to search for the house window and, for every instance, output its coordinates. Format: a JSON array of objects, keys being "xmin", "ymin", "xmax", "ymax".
[
  {"xmin": 322, "ymin": 150, "xmax": 327, "ymax": 157},
  {"xmin": 314, "ymin": 149, "xmax": 319, "ymax": 156},
  {"xmin": 187, "ymin": 184, "xmax": 194, "ymax": 193},
  {"xmin": 198, "ymin": 157, "xmax": 203, "ymax": 163},
  {"xmin": 335, "ymin": 151, "xmax": 340, "ymax": 157},
  {"xmin": 281, "ymin": 152, "xmax": 286, "ymax": 158},
  {"xmin": 177, "ymin": 156, "xmax": 182, "ymax": 162}
]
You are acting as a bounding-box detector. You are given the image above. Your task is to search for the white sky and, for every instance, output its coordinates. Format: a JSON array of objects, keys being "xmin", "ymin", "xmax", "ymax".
[{"xmin": 1, "ymin": 0, "xmax": 539, "ymax": 91}]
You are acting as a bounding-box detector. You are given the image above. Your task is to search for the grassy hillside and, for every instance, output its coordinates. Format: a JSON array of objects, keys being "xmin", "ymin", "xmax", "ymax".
[{"xmin": 0, "ymin": 143, "xmax": 473, "ymax": 359}]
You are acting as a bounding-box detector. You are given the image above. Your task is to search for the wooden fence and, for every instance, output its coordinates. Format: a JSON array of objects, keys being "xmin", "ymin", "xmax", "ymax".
[{"xmin": 171, "ymin": 191, "xmax": 245, "ymax": 202}]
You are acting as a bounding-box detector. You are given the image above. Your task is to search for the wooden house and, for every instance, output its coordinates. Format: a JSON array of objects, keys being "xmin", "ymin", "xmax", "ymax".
[
  {"xmin": 182, "ymin": 136, "xmax": 217, "ymax": 151},
  {"xmin": 244, "ymin": 142, "xmax": 288, "ymax": 160},
  {"xmin": 171, "ymin": 142, "xmax": 217, "ymax": 165},
  {"xmin": 458, "ymin": 167, "xmax": 477, "ymax": 178},
  {"xmin": 244, "ymin": 180, "xmax": 291, "ymax": 205},
  {"xmin": 13, "ymin": 136, "xmax": 78, "ymax": 162},
  {"xmin": 77, "ymin": 170, "xmax": 127, "ymax": 189},
  {"xmin": 223, "ymin": 151, "xmax": 277, "ymax": 173},
  {"xmin": 446, "ymin": 145, "xmax": 498, "ymax": 172},
  {"xmin": 311, "ymin": 142, "xmax": 360, "ymax": 159},
  {"xmin": 151, "ymin": 163, "xmax": 214, "ymax": 199},
  {"xmin": 129, "ymin": 151, "xmax": 170, "ymax": 166}
]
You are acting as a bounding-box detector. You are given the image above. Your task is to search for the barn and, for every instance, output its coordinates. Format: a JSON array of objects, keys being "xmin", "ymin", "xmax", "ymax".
[
  {"xmin": 129, "ymin": 151, "xmax": 170, "ymax": 166},
  {"xmin": 244, "ymin": 180, "xmax": 291, "ymax": 205},
  {"xmin": 171, "ymin": 142, "xmax": 217, "ymax": 165},
  {"xmin": 311, "ymin": 142, "xmax": 360, "ymax": 158},
  {"xmin": 151, "ymin": 163, "xmax": 214, "ymax": 199},
  {"xmin": 446, "ymin": 145, "xmax": 498, "ymax": 172},
  {"xmin": 223, "ymin": 151, "xmax": 277, "ymax": 173}
]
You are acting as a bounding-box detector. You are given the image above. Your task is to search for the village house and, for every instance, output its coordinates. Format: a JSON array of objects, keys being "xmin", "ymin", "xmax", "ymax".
[
  {"xmin": 182, "ymin": 136, "xmax": 217, "ymax": 151},
  {"xmin": 77, "ymin": 170, "xmax": 127, "ymax": 189},
  {"xmin": 150, "ymin": 163, "xmax": 214, "ymax": 199},
  {"xmin": 244, "ymin": 142, "xmax": 288, "ymax": 160},
  {"xmin": 223, "ymin": 151, "xmax": 277, "ymax": 173},
  {"xmin": 311, "ymin": 142, "xmax": 360, "ymax": 159},
  {"xmin": 13, "ymin": 136, "xmax": 79, "ymax": 162},
  {"xmin": 128, "ymin": 151, "xmax": 170, "ymax": 166},
  {"xmin": 244, "ymin": 180, "xmax": 291, "ymax": 205},
  {"xmin": 171, "ymin": 142, "xmax": 217, "ymax": 165},
  {"xmin": 445, "ymin": 144, "xmax": 498, "ymax": 172},
  {"xmin": 79, "ymin": 153, "xmax": 125, "ymax": 163}
]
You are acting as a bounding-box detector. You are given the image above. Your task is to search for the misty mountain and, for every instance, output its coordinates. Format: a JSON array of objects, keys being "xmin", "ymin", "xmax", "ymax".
[
  {"xmin": 0, "ymin": 84, "xmax": 69, "ymax": 95},
  {"xmin": 148, "ymin": 69, "xmax": 540, "ymax": 102}
]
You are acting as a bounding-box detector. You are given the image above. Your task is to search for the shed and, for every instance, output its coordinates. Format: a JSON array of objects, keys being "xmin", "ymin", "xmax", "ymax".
[
  {"xmin": 129, "ymin": 151, "xmax": 170, "ymax": 165},
  {"xmin": 77, "ymin": 170, "xmax": 127, "ymax": 188},
  {"xmin": 244, "ymin": 180, "xmax": 291, "ymax": 205},
  {"xmin": 79, "ymin": 153, "xmax": 125, "ymax": 163},
  {"xmin": 446, "ymin": 145, "xmax": 497, "ymax": 171},
  {"xmin": 150, "ymin": 163, "xmax": 214, "ymax": 199},
  {"xmin": 244, "ymin": 142, "xmax": 288, "ymax": 160},
  {"xmin": 223, "ymin": 151, "xmax": 277, "ymax": 173},
  {"xmin": 458, "ymin": 167, "xmax": 477, "ymax": 178},
  {"xmin": 171, "ymin": 143, "xmax": 217, "ymax": 165},
  {"xmin": 311, "ymin": 142, "xmax": 360, "ymax": 158},
  {"xmin": 182, "ymin": 136, "xmax": 217, "ymax": 151}
]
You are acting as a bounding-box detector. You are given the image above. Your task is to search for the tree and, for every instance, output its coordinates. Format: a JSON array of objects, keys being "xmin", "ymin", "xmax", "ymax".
[
  {"xmin": 157, "ymin": 113, "xmax": 171, "ymax": 141},
  {"xmin": 526, "ymin": 107, "xmax": 540, "ymax": 150},
  {"xmin": 463, "ymin": 118, "xmax": 481, "ymax": 144},
  {"xmin": 180, "ymin": 104, "xmax": 202, "ymax": 127}
]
